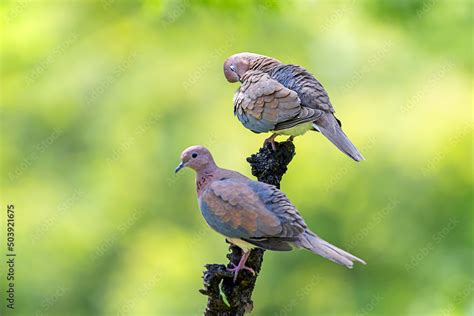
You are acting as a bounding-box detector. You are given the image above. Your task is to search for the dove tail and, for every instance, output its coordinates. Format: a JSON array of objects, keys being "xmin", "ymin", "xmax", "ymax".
[
  {"xmin": 313, "ymin": 114, "xmax": 365, "ymax": 161},
  {"xmin": 296, "ymin": 230, "xmax": 366, "ymax": 268}
]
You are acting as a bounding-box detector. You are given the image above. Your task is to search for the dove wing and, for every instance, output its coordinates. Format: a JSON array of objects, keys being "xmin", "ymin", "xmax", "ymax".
[
  {"xmin": 200, "ymin": 178, "xmax": 307, "ymax": 250},
  {"xmin": 234, "ymin": 71, "xmax": 322, "ymax": 133}
]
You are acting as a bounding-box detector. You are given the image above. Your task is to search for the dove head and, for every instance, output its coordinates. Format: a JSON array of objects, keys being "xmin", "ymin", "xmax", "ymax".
[
  {"xmin": 224, "ymin": 52, "xmax": 280, "ymax": 83},
  {"xmin": 175, "ymin": 145, "xmax": 217, "ymax": 174}
]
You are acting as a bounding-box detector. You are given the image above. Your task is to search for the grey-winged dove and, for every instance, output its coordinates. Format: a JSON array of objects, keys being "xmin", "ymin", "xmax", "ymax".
[
  {"xmin": 223, "ymin": 52, "xmax": 365, "ymax": 161},
  {"xmin": 175, "ymin": 145, "xmax": 366, "ymax": 282}
]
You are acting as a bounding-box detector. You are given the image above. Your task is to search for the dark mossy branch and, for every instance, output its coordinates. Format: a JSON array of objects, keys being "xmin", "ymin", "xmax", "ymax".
[
  {"xmin": 246, "ymin": 141, "xmax": 296, "ymax": 190},
  {"xmin": 200, "ymin": 141, "xmax": 296, "ymax": 316}
]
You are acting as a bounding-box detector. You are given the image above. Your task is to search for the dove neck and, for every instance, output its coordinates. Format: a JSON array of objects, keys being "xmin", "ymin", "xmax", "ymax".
[{"xmin": 195, "ymin": 163, "xmax": 217, "ymax": 196}]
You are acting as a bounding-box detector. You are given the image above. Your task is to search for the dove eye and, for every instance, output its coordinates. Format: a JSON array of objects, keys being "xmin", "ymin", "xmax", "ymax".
[
  {"xmin": 192, "ymin": 153, "xmax": 198, "ymax": 158},
  {"xmin": 230, "ymin": 65, "xmax": 236, "ymax": 72}
]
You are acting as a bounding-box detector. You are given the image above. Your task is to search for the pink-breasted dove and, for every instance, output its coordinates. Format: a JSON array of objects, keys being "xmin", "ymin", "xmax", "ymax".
[
  {"xmin": 175, "ymin": 145, "xmax": 366, "ymax": 281},
  {"xmin": 223, "ymin": 52, "xmax": 365, "ymax": 161}
]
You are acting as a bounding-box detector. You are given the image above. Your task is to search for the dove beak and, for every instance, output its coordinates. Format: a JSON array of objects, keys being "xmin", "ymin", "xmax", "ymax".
[{"xmin": 175, "ymin": 161, "xmax": 185, "ymax": 174}]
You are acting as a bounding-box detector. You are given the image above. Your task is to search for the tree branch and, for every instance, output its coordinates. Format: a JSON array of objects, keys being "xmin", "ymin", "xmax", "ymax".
[{"xmin": 199, "ymin": 141, "xmax": 296, "ymax": 315}]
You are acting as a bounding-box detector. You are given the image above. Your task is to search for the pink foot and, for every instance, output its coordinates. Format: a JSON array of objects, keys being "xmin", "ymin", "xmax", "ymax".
[
  {"xmin": 227, "ymin": 251, "xmax": 256, "ymax": 282},
  {"xmin": 264, "ymin": 134, "xmax": 278, "ymax": 151},
  {"xmin": 227, "ymin": 263, "xmax": 256, "ymax": 283}
]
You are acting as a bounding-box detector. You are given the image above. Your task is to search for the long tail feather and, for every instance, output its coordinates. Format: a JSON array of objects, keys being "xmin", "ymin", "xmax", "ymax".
[
  {"xmin": 296, "ymin": 230, "xmax": 366, "ymax": 268},
  {"xmin": 313, "ymin": 114, "xmax": 365, "ymax": 161}
]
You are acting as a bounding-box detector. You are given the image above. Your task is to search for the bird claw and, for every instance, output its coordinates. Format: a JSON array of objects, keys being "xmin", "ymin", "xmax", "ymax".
[
  {"xmin": 264, "ymin": 134, "xmax": 278, "ymax": 151},
  {"xmin": 242, "ymin": 266, "xmax": 256, "ymax": 275},
  {"xmin": 227, "ymin": 263, "xmax": 256, "ymax": 282}
]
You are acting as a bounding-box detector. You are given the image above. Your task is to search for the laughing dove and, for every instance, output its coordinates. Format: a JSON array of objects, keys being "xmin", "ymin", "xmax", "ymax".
[
  {"xmin": 223, "ymin": 52, "xmax": 365, "ymax": 161},
  {"xmin": 175, "ymin": 145, "xmax": 366, "ymax": 281}
]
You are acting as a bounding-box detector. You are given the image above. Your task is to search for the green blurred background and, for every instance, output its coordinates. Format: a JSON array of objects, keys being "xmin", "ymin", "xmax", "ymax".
[{"xmin": 1, "ymin": 0, "xmax": 473, "ymax": 315}]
